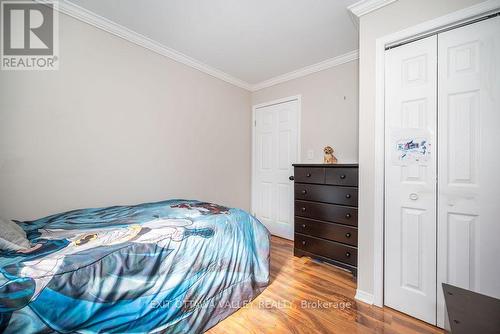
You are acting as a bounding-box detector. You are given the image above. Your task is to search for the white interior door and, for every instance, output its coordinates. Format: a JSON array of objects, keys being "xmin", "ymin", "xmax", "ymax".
[
  {"xmin": 436, "ymin": 16, "xmax": 500, "ymax": 328},
  {"xmin": 253, "ymin": 99, "xmax": 299, "ymax": 240},
  {"xmin": 384, "ymin": 35, "xmax": 438, "ymax": 324}
]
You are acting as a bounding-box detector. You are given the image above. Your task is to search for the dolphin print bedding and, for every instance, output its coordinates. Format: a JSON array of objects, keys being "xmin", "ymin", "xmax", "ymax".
[{"xmin": 0, "ymin": 199, "xmax": 270, "ymax": 333}]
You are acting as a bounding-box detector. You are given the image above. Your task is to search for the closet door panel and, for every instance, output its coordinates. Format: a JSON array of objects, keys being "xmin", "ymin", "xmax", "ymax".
[
  {"xmin": 437, "ymin": 16, "xmax": 500, "ymax": 328},
  {"xmin": 384, "ymin": 35, "xmax": 437, "ymax": 325}
]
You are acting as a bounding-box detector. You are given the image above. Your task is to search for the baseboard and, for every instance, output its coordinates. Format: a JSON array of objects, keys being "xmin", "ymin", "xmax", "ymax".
[{"xmin": 355, "ymin": 289, "xmax": 374, "ymax": 305}]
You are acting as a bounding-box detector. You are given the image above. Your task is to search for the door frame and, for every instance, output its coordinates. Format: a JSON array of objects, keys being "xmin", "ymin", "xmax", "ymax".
[
  {"xmin": 369, "ymin": 0, "xmax": 500, "ymax": 308},
  {"xmin": 251, "ymin": 95, "xmax": 302, "ymax": 236}
]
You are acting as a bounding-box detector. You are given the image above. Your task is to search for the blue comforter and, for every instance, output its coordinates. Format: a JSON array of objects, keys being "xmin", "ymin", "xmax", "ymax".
[{"xmin": 0, "ymin": 199, "xmax": 270, "ymax": 333}]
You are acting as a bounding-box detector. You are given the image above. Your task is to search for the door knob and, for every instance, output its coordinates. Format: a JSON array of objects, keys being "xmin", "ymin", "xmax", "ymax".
[
  {"xmin": 409, "ymin": 193, "xmax": 419, "ymax": 200},
  {"xmin": 289, "ymin": 175, "xmax": 294, "ymax": 181}
]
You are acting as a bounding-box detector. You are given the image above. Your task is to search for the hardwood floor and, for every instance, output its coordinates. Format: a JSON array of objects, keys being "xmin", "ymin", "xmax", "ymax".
[{"xmin": 208, "ymin": 236, "xmax": 443, "ymax": 334}]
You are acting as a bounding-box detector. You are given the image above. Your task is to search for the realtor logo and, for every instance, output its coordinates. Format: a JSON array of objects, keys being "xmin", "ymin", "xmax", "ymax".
[{"xmin": 1, "ymin": 0, "xmax": 59, "ymax": 70}]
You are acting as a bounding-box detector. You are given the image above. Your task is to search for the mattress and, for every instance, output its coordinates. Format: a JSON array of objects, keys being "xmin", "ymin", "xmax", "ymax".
[{"xmin": 0, "ymin": 199, "xmax": 270, "ymax": 333}]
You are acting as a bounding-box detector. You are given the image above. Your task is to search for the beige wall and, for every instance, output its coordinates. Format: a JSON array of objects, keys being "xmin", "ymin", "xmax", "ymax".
[
  {"xmin": 0, "ymin": 13, "xmax": 251, "ymax": 221},
  {"xmin": 357, "ymin": 0, "xmax": 486, "ymax": 297},
  {"xmin": 252, "ymin": 61, "xmax": 359, "ymax": 164}
]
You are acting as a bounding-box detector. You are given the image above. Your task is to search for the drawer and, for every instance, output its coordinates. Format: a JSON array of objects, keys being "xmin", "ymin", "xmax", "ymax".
[
  {"xmin": 295, "ymin": 217, "xmax": 358, "ymax": 246},
  {"xmin": 295, "ymin": 200, "xmax": 358, "ymax": 226},
  {"xmin": 294, "ymin": 167, "xmax": 325, "ymax": 184},
  {"xmin": 325, "ymin": 168, "xmax": 358, "ymax": 187},
  {"xmin": 295, "ymin": 233, "xmax": 357, "ymax": 266},
  {"xmin": 295, "ymin": 184, "xmax": 358, "ymax": 206}
]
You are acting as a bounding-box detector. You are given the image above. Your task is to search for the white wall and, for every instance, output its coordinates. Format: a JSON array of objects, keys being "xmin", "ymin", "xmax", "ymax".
[
  {"xmin": 251, "ymin": 61, "xmax": 359, "ymax": 164},
  {"xmin": 0, "ymin": 13, "xmax": 251, "ymax": 221},
  {"xmin": 357, "ymin": 0, "xmax": 486, "ymax": 299}
]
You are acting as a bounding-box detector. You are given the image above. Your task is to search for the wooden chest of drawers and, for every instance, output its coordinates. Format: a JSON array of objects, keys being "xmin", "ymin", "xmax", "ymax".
[{"xmin": 292, "ymin": 164, "xmax": 359, "ymax": 277}]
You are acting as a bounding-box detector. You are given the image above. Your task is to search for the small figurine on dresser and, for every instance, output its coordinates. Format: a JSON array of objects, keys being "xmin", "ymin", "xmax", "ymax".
[{"xmin": 323, "ymin": 146, "xmax": 338, "ymax": 164}]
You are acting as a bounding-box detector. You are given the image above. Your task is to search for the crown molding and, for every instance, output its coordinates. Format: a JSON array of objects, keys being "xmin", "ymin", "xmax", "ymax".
[
  {"xmin": 37, "ymin": 1, "xmax": 360, "ymax": 92},
  {"xmin": 250, "ymin": 49, "xmax": 359, "ymax": 92},
  {"xmin": 41, "ymin": 0, "xmax": 253, "ymax": 90},
  {"xmin": 348, "ymin": 0, "xmax": 398, "ymax": 23}
]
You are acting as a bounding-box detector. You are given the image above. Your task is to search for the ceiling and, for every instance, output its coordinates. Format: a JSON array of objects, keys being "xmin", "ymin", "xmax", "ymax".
[{"xmin": 65, "ymin": 0, "xmax": 359, "ymax": 86}]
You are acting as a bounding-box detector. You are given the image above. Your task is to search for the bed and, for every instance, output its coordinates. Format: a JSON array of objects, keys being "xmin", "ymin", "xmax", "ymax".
[{"xmin": 0, "ymin": 199, "xmax": 270, "ymax": 333}]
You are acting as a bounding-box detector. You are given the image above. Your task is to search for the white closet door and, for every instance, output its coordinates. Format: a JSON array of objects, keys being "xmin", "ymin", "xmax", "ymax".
[
  {"xmin": 253, "ymin": 100, "xmax": 299, "ymax": 240},
  {"xmin": 384, "ymin": 35, "xmax": 437, "ymax": 324},
  {"xmin": 437, "ymin": 16, "xmax": 500, "ymax": 328}
]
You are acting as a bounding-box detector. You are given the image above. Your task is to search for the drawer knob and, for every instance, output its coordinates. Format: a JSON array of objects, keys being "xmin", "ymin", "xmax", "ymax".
[
  {"xmin": 301, "ymin": 207, "xmax": 306, "ymax": 212},
  {"xmin": 340, "ymin": 174, "xmax": 346, "ymax": 179},
  {"xmin": 345, "ymin": 232, "xmax": 351, "ymax": 238},
  {"xmin": 345, "ymin": 252, "xmax": 351, "ymax": 258},
  {"xmin": 302, "ymin": 240, "xmax": 306, "ymax": 246},
  {"xmin": 301, "ymin": 224, "xmax": 306, "ymax": 228},
  {"xmin": 345, "ymin": 194, "xmax": 351, "ymax": 199},
  {"xmin": 301, "ymin": 190, "xmax": 307, "ymax": 195},
  {"xmin": 289, "ymin": 175, "xmax": 294, "ymax": 181},
  {"xmin": 306, "ymin": 173, "xmax": 312, "ymax": 177},
  {"xmin": 345, "ymin": 213, "xmax": 351, "ymax": 219}
]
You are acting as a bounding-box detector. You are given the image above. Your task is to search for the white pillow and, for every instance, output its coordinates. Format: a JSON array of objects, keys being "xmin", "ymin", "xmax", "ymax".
[{"xmin": 0, "ymin": 217, "xmax": 30, "ymax": 251}]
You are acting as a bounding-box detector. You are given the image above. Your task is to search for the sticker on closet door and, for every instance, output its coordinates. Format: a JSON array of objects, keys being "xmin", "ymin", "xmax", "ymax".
[{"xmin": 390, "ymin": 128, "xmax": 431, "ymax": 165}]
